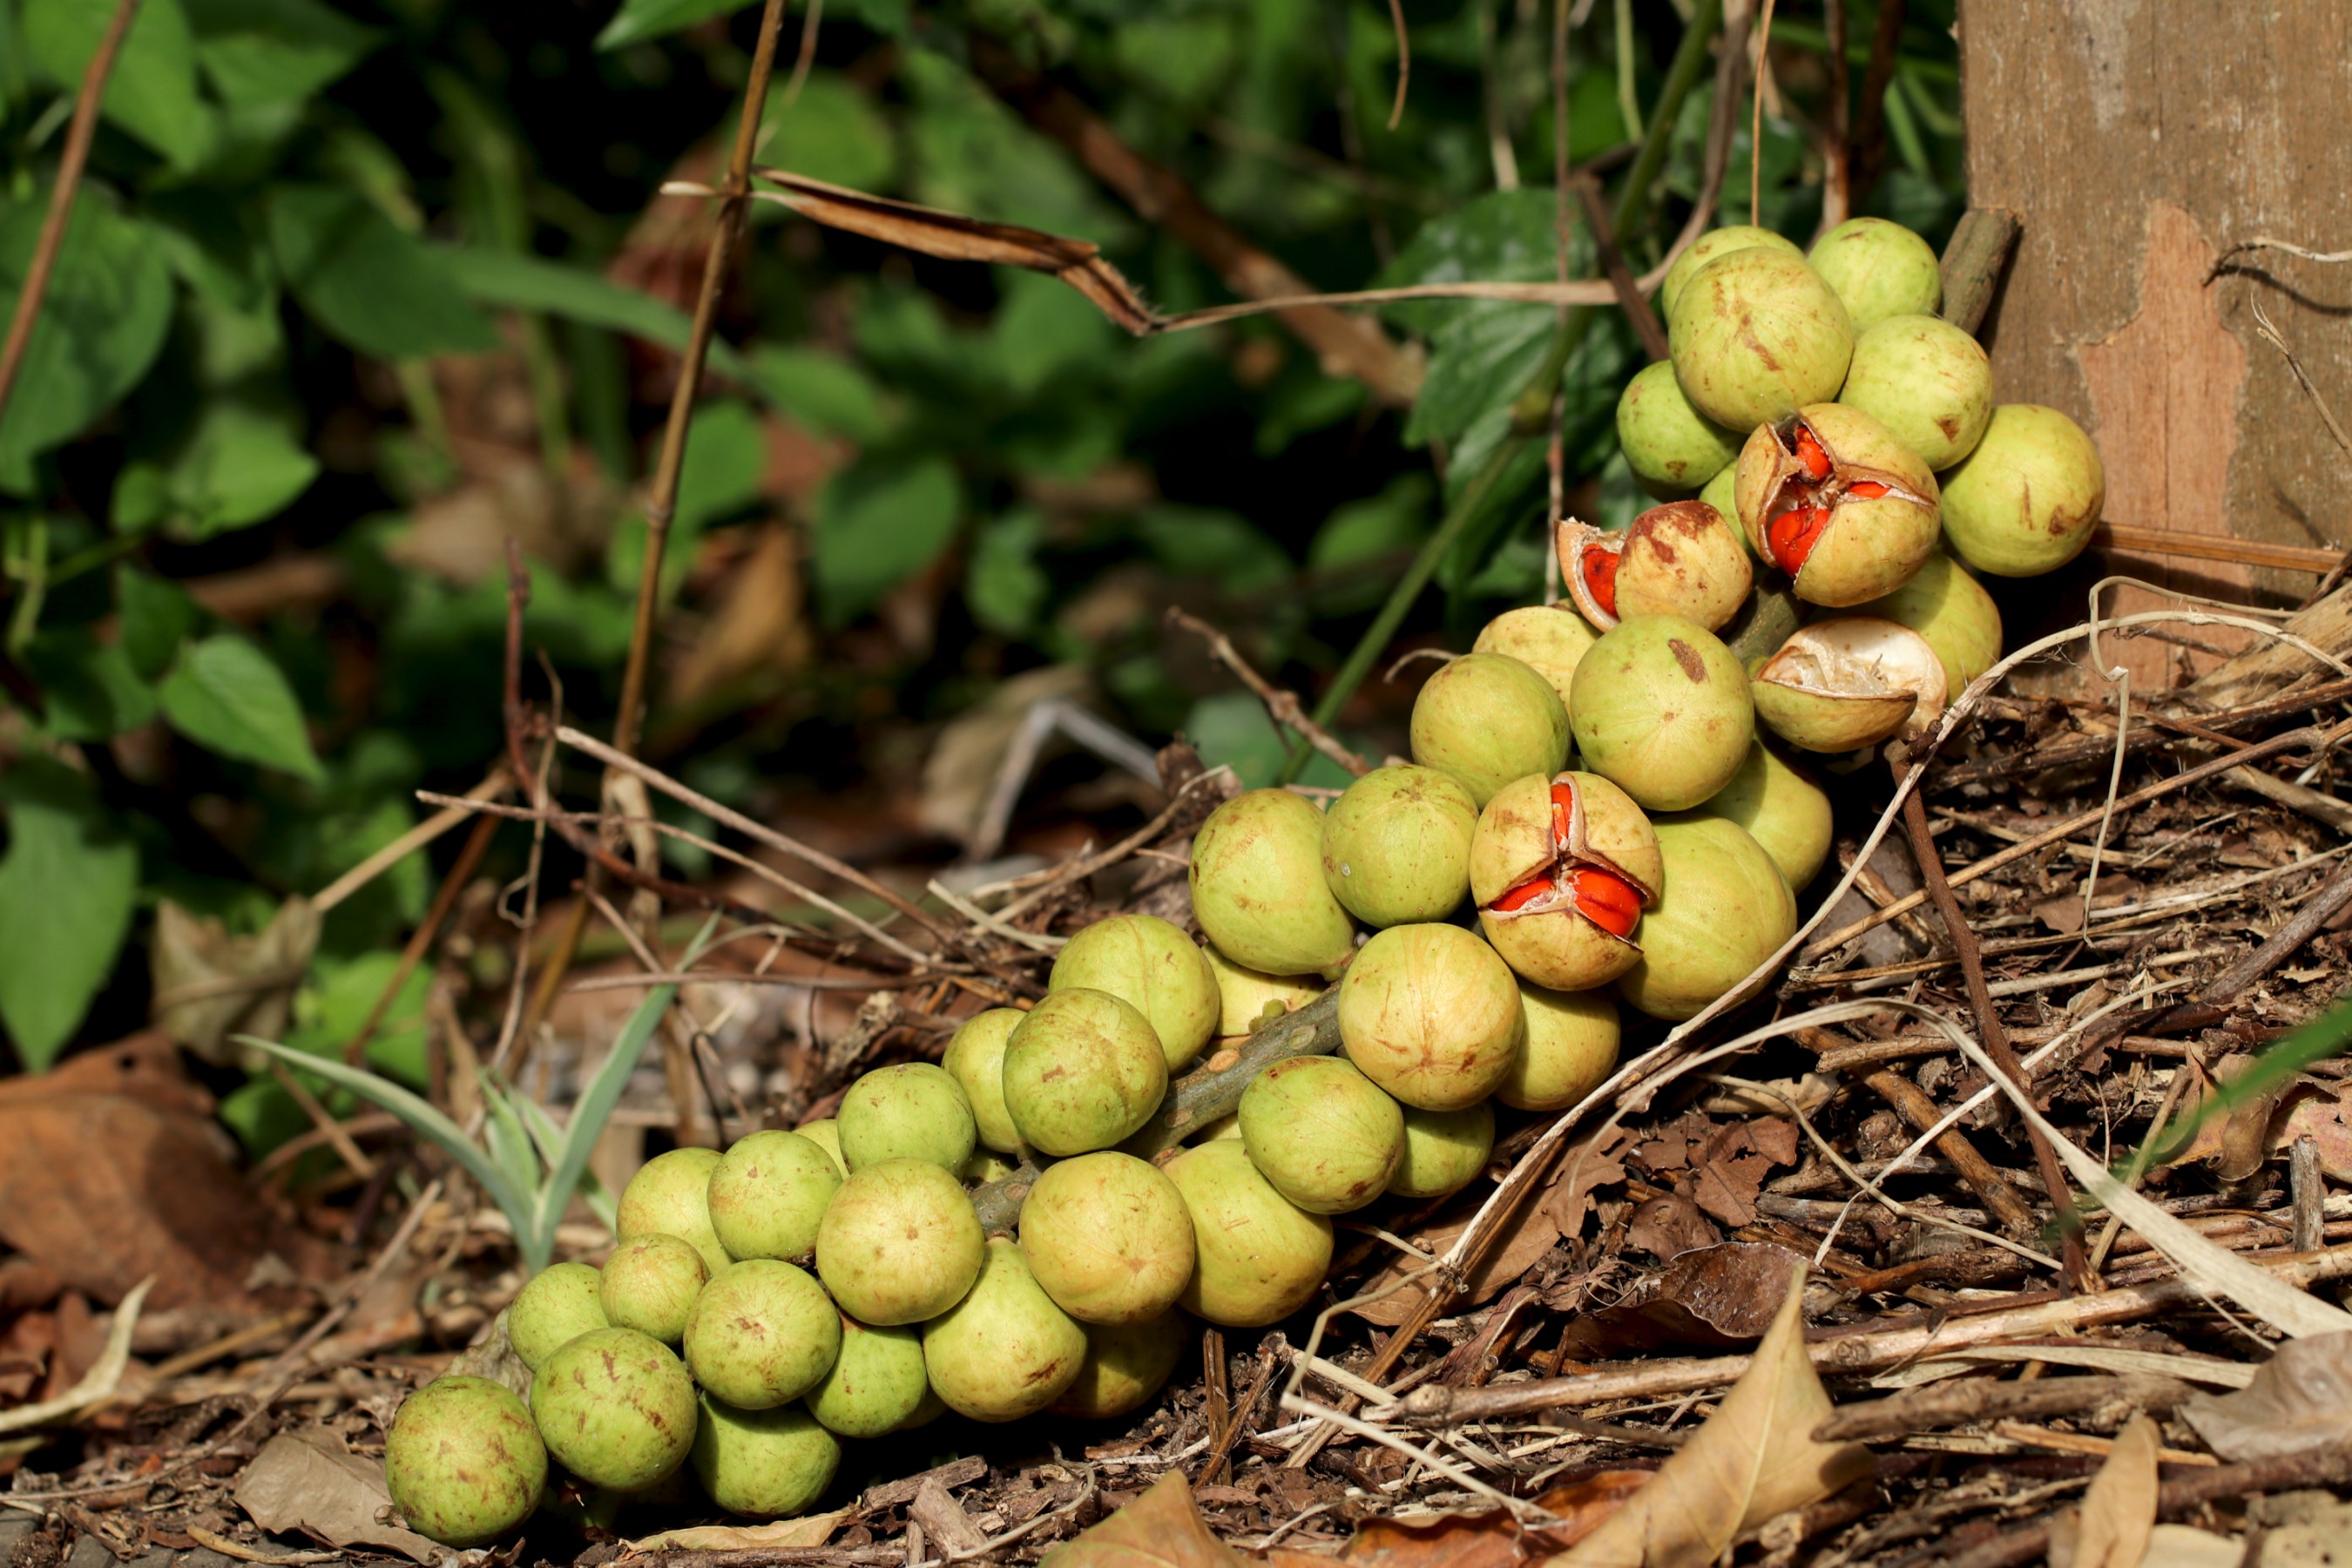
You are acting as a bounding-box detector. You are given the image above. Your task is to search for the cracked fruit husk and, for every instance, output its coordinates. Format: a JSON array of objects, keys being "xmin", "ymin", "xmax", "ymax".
[
  {"xmin": 814, "ymin": 1158, "xmax": 984, "ymax": 1326},
  {"xmin": 1558, "ymin": 503, "xmax": 1753, "ymax": 634},
  {"xmin": 689, "ymin": 1396, "xmax": 840, "ymax": 1519},
  {"xmin": 1319, "ymin": 765, "xmax": 1478, "ymax": 928},
  {"xmin": 530, "ymin": 1328, "xmax": 698, "ymax": 1494},
  {"xmin": 386, "ymin": 1375, "xmax": 546, "ymax": 1547},
  {"xmin": 921, "ymin": 1237, "xmax": 1087, "ymax": 1422},
  {"xmin": 1002, "ymin": 988, "xmax": 1169, "ymax": 1156},
  {"xmin": 1616, "ymin": 359, "xmax": 1744, "ymax": 497},
  {"xmin": 1855, "ymin": 550, "xmax": 2004, "ymax": 697},
  {"xmin": 1689, "ymin": 740, "xmax": 1834, "ymax": 889},
  {"xmin": 509, "ymin": 1262, "xmax": 609, "ymax": 1371},
  {"xmin": 806, "ymin": 1315, "xmax": 929, "ymax": 1439},
  {"xmin": 794, "ymin": 1119, "xmax": 846, "ymax": 1179},
  {"xmin": 1337, "ymin": 923, "xmax": 1523, "ymax": 1112},
  {"xmin": 1807, "ymin": 218, "xmax": 1942, "ymax": 334},
  {"xmin": 1408, "ymin": 652, "xmax": 1571, "ymax": 808},
  {"xmin": 683, "ymin": 1259, "xmax": 841, "ymax": 1409},
  {"xmin": 837, "ymin": 1062, "xmax": 976, "ymax": 1174},
  {"xmin": 1051, "ymin": 1311, "xmax": 1186, "ymax": 1420},
  {"xmin": 1470, "ymin": 604, "xmax": 1598, "ymax": 714},
  {"xmin": 1668, "ymin": 248, "xmax": 1854, "ymax": 431},
  {"xmin": 617, "ymin": 1147, "xmax": 730, "ymax": 1276},
  {"xmin": 1017, "ymin": 1151, "xmax": 1196, "ymax": 1324},
  {"xmin": 1189, "ymin": 788, "xmax": 1357, "ymax": 977},
  {"xmin": 941, "ymin": 1009, "xmax": 1027, "ymax": 1156},
  {"xmin": 1165, "ymin": 1140, "xmax": 1334, "ymax": 1328},
  {"xmin": 1238, "ymin": 1056, "xmax": 1404, "ymax": 1213},
  {"xmin": 1616, "ymin": 817, "xmax": 1796, "ymax": 1021},
  {"xmin": 1936, "ymin": 404, "xmax": 2106, "ymax": 578},
  {"xmin": 1734, "ymin": 404, "xmax": 1941, "ymax": 607},
  {"xmin": 708, "ymin": 1131, "xmax": 842, "ymax": 1264},
  {"xmin": 1751, "ymin": 618, "xmax": 1948, "ymax": 754},
  {"xmin": 599, "ymin": 1233, "xmax": 708, "ymax": 1346},
  {"xmin": 1470, "ymin": 771, "xmax": 1660, "ymax": 992},
  {"xmin": 1202, "ymin": 945, "xmax": 1319, "ymax": 1037},
  {"xmin": 1657, "ymin": 225, "xmax": 1804, "ymax": 319},
  {"xmin": 1500, "ymin": 984, "xmax": 1620, "ymax": 1112},
  {"xmin": 1386, "ymin": 1102, "xmax": 1496, "ymax": 1200},
  {"xmin": 1050, "ymin": 913, "xmax": 1220, "ymax": 1071},
  {"xmin": 1836, "ymin": 314, "xmax": 1993, "ymax": 470},
  {"xmin": 1570, "ymin": 615, "xmax": 1754, "ymax": 810}
]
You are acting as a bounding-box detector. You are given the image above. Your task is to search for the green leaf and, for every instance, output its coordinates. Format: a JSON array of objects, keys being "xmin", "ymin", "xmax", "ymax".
[
  {"xmin": 0, "ymin": 200, "xmax": 172, "ymax": 491},
  {"xmin": 990, "ymin": 271, "xmax": 1118, "ymax": 396},
  {"xmin": 114, "ymin": 401, "xmax": 318, "ymax": 540},
  {"xmin": 18, "ymin": 629, "xmax": 157, "ymax": 740},
  {"xmin": 156, "ymin": 634, "xmax": 324, "ymax": 781},
  {"xmin": 902, "ymin": 51, "xmax": 1124, "ymax": 240},
  {"xmin": 1135, "ymin": 506, "xmax": 1292, "ymax": 597},
  {"xmin": 1180, "ymin": 693, "xmax": 1356, "ymax": 794},
  {"xmin": 517, "ymin": 1092, "xmax": 618, "ymax": 1231},
  {"xmin": 1308, "ymin": 476, "xmax": 1433, "ymax": 614},
  {"xmin": 145, "ymin": 189, "xmax": 271, "ymax": 310},
  {"xmin": 439, "ymin": 247, "xmax": 753, "ymax": 381},
  {"xmin": 744, "ymin": 345, "xmax": 885, "ymax": 443},
  {"xmin": 607, "ymin": 400, "xmax": 766, "ymax": 598},
  {"xmin": 760, "ymin": 71, "xmax": 896, "ymax": 192},
  {"xmin": 117, "ymin": 569, "xmax": 199, "ymax": 680},
  {"xmin": 967, "ymin": 508, "xmax": 1048, "ymax": 639},
  {"xmin": 1376, "ymin": 189, "xmax": 1578, "ymax": 335},
  {"xmin": 266, "ymin": 186, "xmax": 497, "ymax": 361},
  {"xmin": 812, "ymin": 457, "xmax": 960, "ymax": 625},
  {"xmin": 481, "ymin": 1083, "xmax": 542, "ymax": 1214},
  {"xmin": 22, "ymin": 0, "xmax": 214, "ymax": 170},
  {"xmin": 184, "ymin": 0, "xmax": 378, "ymax": 104},
  {"xmin": 0, "ymin": 758, "xmax": 138, "ymax": 1070},
  {"xmin": 596, "ymin": 0, "xmax": 745, "ymax": 50}
]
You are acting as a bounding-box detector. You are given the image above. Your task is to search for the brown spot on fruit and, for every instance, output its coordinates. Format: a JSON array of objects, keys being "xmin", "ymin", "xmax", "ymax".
[{"xmin": 1670, "ymin": 640, "xmax": 1707, "ymax": 682}]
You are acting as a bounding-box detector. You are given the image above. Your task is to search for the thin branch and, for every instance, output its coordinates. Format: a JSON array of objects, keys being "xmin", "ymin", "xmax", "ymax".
[
  {"xmin": 1383, "ymin": 0, "xmax": 1411, "ymax": 130},
  {"xmin": 1847, "ymin": 0, "xmax": 1907, "ymax": 208},
  {"xmin": 2207, "ymin": 235, "xmax": 2352, "ymax": 280},
  {"xmin": 2247, "ymin": 293, "xmax": 2352, "ymax": 462},
  {"xmin": 1570, "ymin": 171, "xmax": 1669, "ymax": 362},
  {"xmin": 344, "ymin": 805, "xmax": 503, "ymax": 1066},
  {"xmin": 1749, "ymin": 0, "xmax": 1778, "ymax": 223},
  {"xmin": 1819, "ymin": 0, "xmax": 1850, "ymax": 229},
  {"xmin": 1166, "ymin": 609, "xmax": 1369, "ymax": 778},
  {"xmin": 781, "ymin": 0, "xmax": 823, "ymax": 110}
]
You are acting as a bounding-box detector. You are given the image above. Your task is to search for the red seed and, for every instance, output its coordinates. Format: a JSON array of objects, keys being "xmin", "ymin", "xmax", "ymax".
[
  {"xmin": 1767, "ymin": 505, "xmax": 1832, "ymax": 574},
  {"xmin": 1571, "ymin": 868, "xmax": 1644, "ymax": 937},
  {"xmin": 1490, "ymin": 874, "xmax": 1553, "ymax": 914},
  {"xmin": 1845, "ymin": 480, "xmax": 1889, "ymax": 499},
  {"xmin": 1581, "ymin": 544, "xmax": 1620, "ymax": 619},
  {"xmin": 1794, "ymin": 425, "xmax": 1832, "ymax": 481}
]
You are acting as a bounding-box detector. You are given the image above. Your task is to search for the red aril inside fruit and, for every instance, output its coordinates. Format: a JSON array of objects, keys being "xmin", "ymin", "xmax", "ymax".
[
  {"xmin": 1845, "ymin": 480, "xmax": 1889, "ymax": 499},
  {"xmin": 1767, "ymin": 505, "xmax": 1832, "ymax": 574},
  {"xmin": 1571, "ymin": 868, "xmax": 1644, "ymax": 937},
  {"xmin": 1794, "ymin": 425, "xmax": 1832, "ymax": 481},
  {"xmin": 1580, "ymin": 545, "xmax": 1620, "ymax": 619},
  {"xmin": 1490, "ymin": 874, "xmax": 1553, "ymax": 914}
]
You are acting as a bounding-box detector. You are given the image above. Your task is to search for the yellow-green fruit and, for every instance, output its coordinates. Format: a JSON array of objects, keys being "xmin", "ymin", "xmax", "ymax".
[
  {"xmin": 1471, "ymin": 604, "xmax": 1599, "ymax": 715},
  {"xmin": 1837, "ymin": 314, "xmax": 1993, "ymax": 470},
  {"xmin": 1658, "ymin": 225, "xmax": 1804, "ymax": 319},
  {"xmin": 1002, "ymin": 989, "xmax": 1169, "ymax": 1157},
  {"xmin": 598, "ymin": 1233, "xmax": 708, "ymax": 1346},
  {"xmin": 1188, "ymin": 789, "xmax": 1357, "ymax": 977},
  {"xmin": 1617, "ymin": 818, "xmax": 1796, "ymax": 1021},
  {"xmin": 1319, "ymin": 765, "xmax": 1478, "ymax": 928},
  {"xmin": 708, "ymin": 1131, "xmax": 842, "ymax": 1264},
  {"xmin": 1668, "ymin": 249, "xmax": 1854, "ymax": 431},
  {"xmin": 836, "ymin": 1062, "xmax": 976, "ymax": 1173},
  {"xmin": 1190, "ymin": 1112, "xmax": 1242, "ymax": 1144},
  {"xmin": 1700, "ymin": 462, "xmax": 1747, "ymax": 556},
  {"xmin": 1807, "ymin": 217, "xmax": 1941, "ymax": 334},
  {"xmin": 385, "ymin": 1375, "xmax": 545, "ymax": 1547},
  {"xmin": 509, "ymin": 1262, "xmax": 608, "ymax": 1371},
  {"xmin": 1409, "ymin": 652, "xmax": 1571, "ymax": 808},
  {"xmin": 941, "ymin": 1010, "xmax": 1026, "ymax": 1155},
  {"xmin": 1337, "ymin": 923, "xmax": 1523, "ymax": 1111},
  {"xmin": 617, "ymin": 1147, "xmax": 730, "ymax": 1276},
  {"xmin": 1237, "ymin": 1056, "xmax": 1403, "ymax": 1213},
  {"xmin": 1051, "ymin": 1312, "xmax": 1186, "ymax": 1420},
  {"xmin": 1049, "ymin": 914, "xmax": 1220, "ymax": 1071},
  {"xmin": 1569, "ymin": 615, "xmax": 1754, "ymax": 811},
  {"xmin": 1937, "ymin": 404, "xmax": 2105, "ymax": 578},
  {"xmin": 1617, "ymin": 358, "xmax": 1745, "ymax": 497},
  {"xmin": 688, "ymin": 1396, "xmax": 840, "ymax": 1519},
  {"xmin": 1387, "ymin": 1103, "xmax": 1495, "ymax": 1200},
  {"xmin": 921, "ymin": 1238, "xmax": 1087, "ymax": 1422},
  {"xmin": 806, "ymin": 1315, "xmax": 929, "ymax": 1439},
  {"xmin": 814, "ymin": 1158, "xmax": 984, "ymax": 1326},
  {"xmin": 683, "ymin": 1260, "xmax": 841, "ymax": 1410},
  {"xmin": 961, "ymin": 1149, "xmax": 1017, "ymax": 1183},
  {"xmin": 530, "ymin": 1328, "xmax": 698, "ymax": 1494},
  {"xmin": 1017, "ymin": 1151, "xmax": 1195, "ymax": 1324},
  {"xmin": 1689, "ymin": 740, "xmax": 1833, "ymax": 889},
  {"xmin": 1500, "ymin": 985, "xmax": 1619, "ymax": 1112},
  {"xmin": 1165, "ymin": 1140, "xmax": 1333, "ymax": 1328},
  {"xmin": 794, "ymin": 1120, "xmax": 846, "ymax": 1179},
  {"xmin": 1202, "ymin": 945, "xmax": 1320, "ymax": 1037},
  {"xmin": 1855, "ymin": 551, "xmax": 2004, "ymax": 696}
]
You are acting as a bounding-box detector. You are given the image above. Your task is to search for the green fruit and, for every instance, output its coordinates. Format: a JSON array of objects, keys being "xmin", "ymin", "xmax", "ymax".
[
  {"xmin": 1409, "ymin": 652, "xmax": 1571, "ymax": 808},
  {"xmin": 1837, "ymin": 314, "xmax": 1993, "ymax": 470},
  {"xmin": 1337, "ymin": 923, "xmax": 1522, "ymax": 1112},
  {"xmin": 385, "ymin": 1375, "xmax": 545, "ymax": 1547},
  {"xmin": 1201, "ymin": 945, "xmax": 1320, "ymax": 1037},
  {"xmin": 1750, "ymin": 618, "xmax": 1947, "ymax": 754},
  {"xmin": 1616, "ymin": 818, "xmax": 1796, "ymax": 1021},
  {"xmin": 1188, "ymin": 789, "xmax": 1358, "ymax": 977},
  {"xmin": 1937, "ymin": 404, "xmax": 2105, "ymax": 578},
  {"xmin": 1470, "ymin": 604, "xmax": 1599, "ymax": 714},
  {"xmin": 1690, "ymin": 740, "xmax": 1833, "ymax": 889},
  {"xmin": 1051, "ymin": 1312, "xmax": 1186, "ymax": 1420},
  {"xmin": 897, "ymin": 1386, "xmax": 949, "ymax": 1431},
  {"xmin": 1017, "ymin": 1151, "xmax": 1195, "ymax": 1324},
  {"xmin": 708, "ymin": 1131, "xmax": 842, "ymax": 1264},
  {"xmin": 1386, "ymin": 1103, "xmax": 1495, "ymax": 1199},
  {"xmin": 616, "ymin": 1147, "xmax": 729, "ymax": 1276},
  {"xmin": 1002, "ymin": 989, "xmax": 1169, "ymax": 1156},
  {"xmin": 1319, "ymin": 765, "xmax": 1478, "ymax": 928},
  {"xmin": 598, "ymin": 1233, "xmax": 708, "ymax": 1346},
  {"xmin": 1616, "ymin": 359, "xmax": 1744, "ymax": 497},
  {"xmin": 921, "ymin": 1237, "xmax": 1087, "ymax": 1422},
  {"xmin": 794, "ymin": 1120, "xmax": 846, "ymax": 1179},
  {"xmin": 941, "ymin": 1010, "xmax": 1026, "ymax": 1155},
  {"xmin": 1734, "ymin": 403, "xmax": 1942, "ymax": 607},
  {"xmin": 836, "ymin": 1063, "xmax": 976, "ymax": 1173},
  {"xmin": 961, "ymin": 1148, "xmax": 1018, "ymax": 1183},
  {"xmin": 1569, "ymin": 616, "xmax": 1754, "ymax": 811},
  {"xmin": 1807, "ymin": 218, "xmax": 1941, "ymax": 333},
  {"xmin": 1470, "ymin": 771, "xmax": 1661, "ymax": 993},
  {"xmin": 683, "ymin": 1259, "xmax": 841, "ymax": 1409},
  {"xmin": 688, "ymin": 1396, "xmax": 840, "ymax": 1518},
  {"xmin": 530, "ymin": 1328, "xmax": 698, "ymax": 1494},
  {"xmin": 1658, "ymin": 225, "xmax": 1804, "ymax": 320},
  {"xmin": 1855, "ymin": 550, "xmax": 2004, "ymax": 696},
  {"xmin": 806, "ymin": 1315, "xmax": 929, "ymax": 1438},
  {"xmin": 1500, "ymin": 985, "xmax": 1620, "ymax": 1112},
  {"xmin": 1165, "ymin": 1141, "xmax": 1333, "ymax": 1328},
  {"xmin": 1049, "ymin": 914, "xmax": 1220, "ymax": 1071},
  {"xmin": 1668, "ymin": 249, "xmax": 1853, "ymax": 431},
  {"xmin": 509, "ymin": 1263, "xmax": 609, "ymax": 1371},
  {"xmin": 1237, "ymin": 1056, "xmax": 1403, "ymax": 1213},
  {"xmin": 1560, "ymin": 504, "xmax": 1754, "ymax": 635},
  {"xmin": 814, "ymin": 1158, "xmax": 985, "ymax": 1326},
  {"xmin": 1700, "ymin": 462, "xmax": 1747, "ymax": 556}
]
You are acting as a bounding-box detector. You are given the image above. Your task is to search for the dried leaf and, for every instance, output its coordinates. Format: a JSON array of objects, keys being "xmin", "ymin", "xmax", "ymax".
[
  {"xmin": 0, "ymin": 1278, "xmax": 149, "ymax": 1436},
  {"xmin": 1558, "ymin": 1244, "xmax": 1807, "ymax": 1361},
  {"xmin": 2274, "ymin": 1086, "xmax": 2352, "ymax": 1180},
  {"xmin": 625, "ymin": 1511, "xmax": 846, "ymax": 1554},
  {"xmin": 2065, "ymin": 1415, "xmax": 2159, "ymax": 1568},
  {"xmin": 2140, "ymin": 1524, "xmax": 2244, "ymax": 1568},
  {"xmin": 1554, "ymin": 1268, "xmax": 1873, "ymax": 1567},
  {"xmin": 1039, "ymin": 1470, "xmax": 1240, "ymax": 1568},
  {"xmin": 1349, "ymin": 1206, "xmax": 1561, "ymax": 1327},
  {"xmin": 2181, "ymin": 1330, "xmax": 2352, "ymax": 1461},
  {"xmin": 1335, "ymin": 1509, "xmax": 1519, "ymax": 1568},
  {"xmin": 233, "ymin": 1427, "xmax": 438, "ymax": 1563},
  {"xmin": 148, "ymin": 898, "xmax": 318, "ymax": 1063},
  {"xmin": 1623, "ymin": 1196, "xmax": 1720, "ymax": 1262}
]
